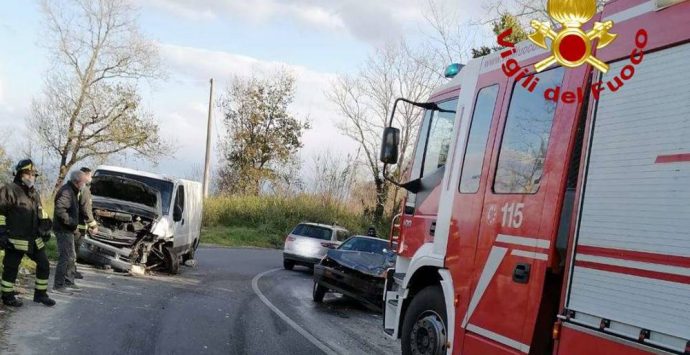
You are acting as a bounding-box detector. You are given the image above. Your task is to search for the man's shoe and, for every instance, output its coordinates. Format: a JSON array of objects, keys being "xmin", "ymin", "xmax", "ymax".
[
  {"xmin": 52, "ymin": 287, "xmax": 73, "ymax": 296},
  {"xmin": 2, "ymin": 295, "xmax": 23, "ymax": 307},
  {"xmin": 74, "ymin": 271, "xmax": 84, "ymax": 279},
  {"xmin": 33, "ymin": 292, "xmax": 56, "ymax": 307},
  {"xmin": 65, "ymin": 284, "xmax": 83, "ymax": 292}
]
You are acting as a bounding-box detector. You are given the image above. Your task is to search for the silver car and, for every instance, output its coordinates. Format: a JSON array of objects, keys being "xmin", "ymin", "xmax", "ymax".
[{"xmin": 283, "ymin": 222, "xmax": 350, "ymax": 270}]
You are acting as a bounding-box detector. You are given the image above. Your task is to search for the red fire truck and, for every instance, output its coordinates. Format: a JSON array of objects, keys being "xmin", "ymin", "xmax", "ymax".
[{"xmin": 379, "ymin": 0, "xmax": 690, "ymax": 354}]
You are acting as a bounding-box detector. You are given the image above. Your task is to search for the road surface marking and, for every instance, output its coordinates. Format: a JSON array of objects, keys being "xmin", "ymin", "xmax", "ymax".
[{"xmin": 252, "ymin": 268, "xmax": 337, "ymax": 355}]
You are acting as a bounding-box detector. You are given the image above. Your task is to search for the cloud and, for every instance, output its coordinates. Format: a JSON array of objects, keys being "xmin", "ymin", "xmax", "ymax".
[
  {"xmin": 151, "ymin": 43, "xmax": 358, "ymax": 179},
  {"xmin": 143, "ymin": 0, "xmax": 446, "ymax": 43}
]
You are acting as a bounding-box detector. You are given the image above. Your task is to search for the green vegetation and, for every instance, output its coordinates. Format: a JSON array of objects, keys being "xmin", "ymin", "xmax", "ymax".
[{"xmin": 202, "ymin": 195, "xmax": 388, "ymax": 249}]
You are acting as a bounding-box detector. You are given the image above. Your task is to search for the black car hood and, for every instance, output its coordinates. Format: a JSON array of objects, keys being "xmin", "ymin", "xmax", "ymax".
[
  {"xmin": 90, "ymin": 175, "xmax": 162, "ymax": 218},
  {"xmin": 325, "ymin": 249, "xmax": 395, "ymax": 278}
]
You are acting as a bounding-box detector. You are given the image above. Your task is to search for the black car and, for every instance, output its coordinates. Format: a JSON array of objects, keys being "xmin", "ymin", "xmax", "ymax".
[{"xmin": 312, "ymin": 235, "xmax": 395, "ymax": 310}]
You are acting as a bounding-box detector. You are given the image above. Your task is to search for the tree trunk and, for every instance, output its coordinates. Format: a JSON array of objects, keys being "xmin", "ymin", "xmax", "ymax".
[
  {"xmin": 374, "ymin": 176, "xmax": 387, "ymax": 222},
  {"xmin": 53, "ymin": 163, "xmax": 70, "ymax": 195}
]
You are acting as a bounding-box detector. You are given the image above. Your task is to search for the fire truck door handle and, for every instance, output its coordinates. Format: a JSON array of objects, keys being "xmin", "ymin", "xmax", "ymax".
[
  {"xmin": 513, "ymin": 263, "xmax": 531, "ymax": 284},
  {"xmin": 429, "ymin": 221, "xmax": 436, "ymax": 236}
]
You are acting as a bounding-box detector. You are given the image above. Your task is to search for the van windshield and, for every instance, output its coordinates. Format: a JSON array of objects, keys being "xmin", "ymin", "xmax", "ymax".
[
  {"xmin": 292, "ymin": 224, "xmax": 333, "ymax": 241},
  {"xmin": 94, "ymin": 170, "xmax": 174, "ymax": 215}
]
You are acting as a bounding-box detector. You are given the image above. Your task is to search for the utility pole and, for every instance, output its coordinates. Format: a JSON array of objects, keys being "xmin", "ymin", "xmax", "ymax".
[{"xmin": 202, "ymin": 78, "xmax": 214, "ymax": 198}]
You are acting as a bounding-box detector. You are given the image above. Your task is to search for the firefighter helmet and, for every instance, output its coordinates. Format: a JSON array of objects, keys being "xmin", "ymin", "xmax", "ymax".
[{"xmin": 14, "ymin": 159, "xmax": 39, "ymax": 176}]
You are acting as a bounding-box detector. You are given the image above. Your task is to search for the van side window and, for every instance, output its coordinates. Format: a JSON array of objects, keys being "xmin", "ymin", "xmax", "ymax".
[
  {"xmin": 175, "ymin": 186, "xmax": 185, "ymax": 212},
  {"xmin": 494, "ymin": 68, "xmax": 565, "ymax": 194},
  {"xmin": 422, "ymin": 98, "xmax": 458, "ymax": 177},
  {"xmin": 459, "ymin": 85, "xmax": 499, "ymax": 193}
]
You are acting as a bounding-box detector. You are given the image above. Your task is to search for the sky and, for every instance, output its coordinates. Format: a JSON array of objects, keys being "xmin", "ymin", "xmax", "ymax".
[{"xmin": 0, "ymin": 0, "xmax": 488, "ymax": 183}]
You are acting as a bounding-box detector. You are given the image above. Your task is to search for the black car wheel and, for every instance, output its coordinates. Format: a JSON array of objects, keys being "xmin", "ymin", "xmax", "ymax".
[
  {"xmin": 164, "ymin": 244, "xmax": 179, "ymax": 275},
  {"xmin": 401, "ymin": 286, "xmax": 447, "ymax": 355},
  {"xmin": 312, "ymin": 281, "xmax": 327, "ymax": 303},
  {"xmin": 283, "ymin": 259, "xmax": 295, "ymax": 270}
]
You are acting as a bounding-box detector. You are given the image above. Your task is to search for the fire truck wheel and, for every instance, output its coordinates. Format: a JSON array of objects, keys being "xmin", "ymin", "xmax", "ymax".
[{"xmin": 401, "ymin": 286, "xmax": 447, "ymax": 355}]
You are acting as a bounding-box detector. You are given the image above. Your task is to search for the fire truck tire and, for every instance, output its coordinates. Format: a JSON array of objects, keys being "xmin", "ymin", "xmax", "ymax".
[{"xmin": 401, "ymin": 285, "xmax": 447, "ymax": 355}]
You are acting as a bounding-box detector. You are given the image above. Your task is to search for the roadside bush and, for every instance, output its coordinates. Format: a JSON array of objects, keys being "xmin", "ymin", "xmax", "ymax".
[{"xmin": 202, "ymin": 194, "xmax": 389, "ymax": 248}]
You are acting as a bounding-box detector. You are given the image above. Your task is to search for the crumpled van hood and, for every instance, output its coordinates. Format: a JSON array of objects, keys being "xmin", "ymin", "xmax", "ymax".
[{"xmin": 90, "ymin": 175, "xmax": 162, "ymax": 217}]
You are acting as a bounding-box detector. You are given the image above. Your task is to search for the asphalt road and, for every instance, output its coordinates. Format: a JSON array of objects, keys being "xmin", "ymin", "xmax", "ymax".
[{"xmin": 0, "ymin": 247, "xmax": 400, "ymax": 355}]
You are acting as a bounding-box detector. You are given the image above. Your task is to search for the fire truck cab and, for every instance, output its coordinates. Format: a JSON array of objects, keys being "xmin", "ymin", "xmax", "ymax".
[{"xmin": 381, "ymin": 1, "xmax": 690, "ymax": 354}]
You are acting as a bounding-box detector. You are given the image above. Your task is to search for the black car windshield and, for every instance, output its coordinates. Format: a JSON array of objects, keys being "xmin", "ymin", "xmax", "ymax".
[
  {"xmin": 292, "ymin": 224, "xmax": 333, "ymax": 241},
  {"xmin": 338, "ymin": 237, "xmax": 389, "ymax": 255},
  {"xmin": 94, "ymin": 170, "xmax": 174, "ymax": 214}
]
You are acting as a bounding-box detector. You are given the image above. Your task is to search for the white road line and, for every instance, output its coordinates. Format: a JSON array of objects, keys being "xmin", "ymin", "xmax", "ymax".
[{"xmin": 251, "ymin": 268, "xmax": 337, "ymax": 355}]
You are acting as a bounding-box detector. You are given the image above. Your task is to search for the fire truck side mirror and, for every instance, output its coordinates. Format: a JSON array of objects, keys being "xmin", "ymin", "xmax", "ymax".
[{"xmin": 380, "ymin": 127, "xmax": 400, "ymax": 165}]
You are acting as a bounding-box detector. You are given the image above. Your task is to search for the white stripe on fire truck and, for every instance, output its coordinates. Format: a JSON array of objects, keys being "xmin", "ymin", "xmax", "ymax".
[
  {"xmin": 462, "ymin": 247, "xmax": 508, "ymax": 328},
  {"xmin": 511, "ymin": 249, "xmax": 549, "ymax": 261},
  {"xmin": 604, "ymin": 0, "xmax": 655, "ymax": 24},
  {"xmin": 466, "ymin": 324, "xmax": 531, "ymax": 353},
  {"xmin": 576, "ymin": 254, "xmax": 690, "ymax": 277},
  {"xmin": 496, "ymin": 234, "xmax": 551, "ymax": 249}
]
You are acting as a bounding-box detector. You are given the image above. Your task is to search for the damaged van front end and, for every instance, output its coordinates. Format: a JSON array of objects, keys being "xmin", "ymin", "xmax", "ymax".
[{"xmin": 79, "ymin": 174, "xmax": 179, "ymax": 274}]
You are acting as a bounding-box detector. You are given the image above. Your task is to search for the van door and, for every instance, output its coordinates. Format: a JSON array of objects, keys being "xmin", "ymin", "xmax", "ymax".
[
  {"xmin": 461, "ymin": 64, "xmax": 588, "ymax": 354},
  {"xmin": 172, "ymin": 184, "xmax": 190, "ymax": 250}
]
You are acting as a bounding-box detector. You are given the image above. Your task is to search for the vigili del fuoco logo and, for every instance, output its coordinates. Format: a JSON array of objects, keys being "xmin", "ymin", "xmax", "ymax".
[{"xmin": 497, "ymin": 0, "xmax": 649, "ymax": 104}]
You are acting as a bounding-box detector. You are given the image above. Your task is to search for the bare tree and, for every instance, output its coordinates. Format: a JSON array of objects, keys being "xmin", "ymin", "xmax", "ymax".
[
  {"xmin": 308, "ymin": 149, "xmax": 359, "ymax": 207},
  {"xmin": 482, "ymin": 0, "xmax": 609, "ymax": 25},
  {"xmin": 421, "ymin": 0, "xmax": 479, "ymax": 69},
  {"xmin": 0, "ymin": 145, "xmax": 12, "ymax": 184},
  {"xmin": 30, "ymin": 0, "xmax": 168, "ymax": 193},
  {"xmin": 329, "ymin": 41, "xmax": 441, "ymax": 222}
]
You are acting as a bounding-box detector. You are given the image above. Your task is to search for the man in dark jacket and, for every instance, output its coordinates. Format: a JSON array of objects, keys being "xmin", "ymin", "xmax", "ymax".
[
  {"xmin": 53, "ymin": 169, "xmax": 88, "ymax": 292},
  {"xmin": 0, "ymin": 159, "xmax": 55, "ymax": 307},
  {"xmin": 74, "ymin": 167, "xmax": 97, "ymax": 279}
]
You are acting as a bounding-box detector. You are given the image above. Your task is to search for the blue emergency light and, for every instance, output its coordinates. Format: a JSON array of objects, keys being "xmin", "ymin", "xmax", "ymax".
[{"xmin": 444, "ymin": 63, "xmax": 464, "ymax": 78}]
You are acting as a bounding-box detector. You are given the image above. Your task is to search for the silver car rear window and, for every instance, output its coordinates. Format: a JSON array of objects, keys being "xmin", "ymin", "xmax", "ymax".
[{"xmin": 292, "ymin": 224, "xmax": 332, "ymax": 240}]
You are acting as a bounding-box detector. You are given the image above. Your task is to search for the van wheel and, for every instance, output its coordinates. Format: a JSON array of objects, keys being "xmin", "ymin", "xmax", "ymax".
[
  {"xmin": 164, "ymin": 245, "xmax": 179, "ymax": 275},
  {"xmin": 182, "ymin": 239, "xmax": 199, "ymax": 263},
  {"xmin": 401, "ymin": 286, "xmax": 447, "ymax": 355},
  {"xmin": 313, "ymin": 281, "xmax": 327, "ymax": 303},
  {"xmin": 283, "ymin": 259, "xmax": 295, "ymax": 270}
]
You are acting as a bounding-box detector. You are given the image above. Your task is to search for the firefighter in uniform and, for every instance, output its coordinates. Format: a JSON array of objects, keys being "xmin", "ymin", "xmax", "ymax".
[{"xmin": 0, "ymin": 159, "xmax": 56, "ymax": 307}]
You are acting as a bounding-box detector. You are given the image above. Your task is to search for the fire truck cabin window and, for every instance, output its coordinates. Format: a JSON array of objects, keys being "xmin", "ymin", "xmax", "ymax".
[
  {"xmin": 494, "ymin": 67, "xmax": 564, "ymax": 194},
  {"xmin": 422, "ymin": 98, "xmax": 458, "ymax": 177},
  {"xmin": 459, "ymin": 85, "xmax": 499, "ymax": 193}
]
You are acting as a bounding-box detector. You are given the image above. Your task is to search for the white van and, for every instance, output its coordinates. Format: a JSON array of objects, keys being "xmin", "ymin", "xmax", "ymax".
[{"xmin": 78, "ymin": 165, "xmax": 202, "ymax": 274}]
